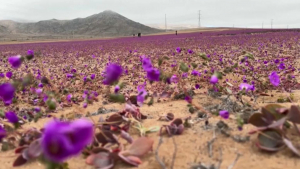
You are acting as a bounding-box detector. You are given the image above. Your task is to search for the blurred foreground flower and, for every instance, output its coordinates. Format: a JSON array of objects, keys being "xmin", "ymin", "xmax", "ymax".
[
  {"xmin": 8, "ymin": 55, "xmax": 23, "ymax": 69},
  {"xmin": 103, "ymin": 63, "xmax": 123, "ymax": 85},
  {"xmin": 146, "ymin": 68, "xmax": 160, "ymax": 81},
  {"xmin": 137, "ymin": 86, "xmax": 147, "ymax": 106},
  {"xmin": 5, "ymin": 111, "xmax": 19, "ymax": 124},
  {"xmin": 142, "ymin": 57, "xmax": 152, "ymax": 71},
  {"xmin": 0, "ymin": 83, "xmax": 15, "ymax": 104},
  {"xmin": 41, "ymin": 119, "xmax": 93, "ymax": 162}
]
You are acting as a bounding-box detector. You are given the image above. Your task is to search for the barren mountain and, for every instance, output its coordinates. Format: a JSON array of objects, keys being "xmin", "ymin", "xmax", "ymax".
[{"xmin": 0, "ymin": 10, "xmax": 162, "ymax": 37}]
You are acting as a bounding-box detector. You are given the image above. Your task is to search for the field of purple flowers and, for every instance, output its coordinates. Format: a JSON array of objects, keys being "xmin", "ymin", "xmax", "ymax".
[{"xmin": 0, "ymin": 29, "xmax": 300, "ymax": 169}]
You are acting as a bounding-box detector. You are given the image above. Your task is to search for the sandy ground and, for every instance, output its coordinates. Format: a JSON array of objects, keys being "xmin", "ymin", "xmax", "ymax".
[
  {"xmin": 1, "ymin": 90, "xmax": 300, "ymax": 169},
  {"xmin": 0, "ymin": 27, "xmax": 235, "ymax": 45}
]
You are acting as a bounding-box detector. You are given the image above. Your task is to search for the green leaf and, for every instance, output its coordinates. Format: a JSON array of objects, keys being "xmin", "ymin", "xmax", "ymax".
[
  {"xmin": 158, "ymin": 58, "xmax": 163, "ymax": 66},
  {"xmin": 226, "ymin": 87, "xmax": 232, "ymax": 94},
  {"xmin": 180, "ymin": 62, "xmax": 189, "ymax": 72},
  {"xmin": 213, "ymin": 71, "xmax": 223, "ymax": 79},
  {"xmin": 119, "ymin": 82, "xmax": 126, "ymax": 89},
  {"xmin": 147, "ymin": 126, "xmax": 160, "ymax": 132},
  {"xmin": 191, "ymin": 63, "xmax": 197, "ymax": 69},
  {"xmin": 109, "ymin": 94, "xmax": 125, "ymax": 103},
  {"xmin": 232, "ymin": 63, "xmax": 238, "ymax": 68},
  {"xmin": 198, "ymin": 53, "xmax": 208, "ymax": 60},
  {"xmin": 46, "ymin": 100, "xmax": 56, "ymax": 110},
  {"xmin": 147, "ymin": 97, "xmax": 154, "ymax": 106},
  {"xmin": 246, "ymin": 53, "xmax": 255, "ymax": 60}
]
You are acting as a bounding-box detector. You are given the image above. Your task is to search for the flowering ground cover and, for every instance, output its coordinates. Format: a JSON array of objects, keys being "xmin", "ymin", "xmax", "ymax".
[{"xmin": 0, "ymin": 29, "xmax": 300, "ymax": 169}]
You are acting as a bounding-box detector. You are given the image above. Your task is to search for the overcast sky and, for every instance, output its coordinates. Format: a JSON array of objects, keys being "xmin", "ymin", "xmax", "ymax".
[{"xmin": 0, "ymin": 0, "xmax": 299, "ymax": 28}]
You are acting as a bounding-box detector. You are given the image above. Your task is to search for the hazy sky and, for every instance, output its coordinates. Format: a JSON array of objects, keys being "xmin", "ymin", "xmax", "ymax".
[{"xmin": 0, "ymin": 0, "xmax": 299, "ymax": 28}]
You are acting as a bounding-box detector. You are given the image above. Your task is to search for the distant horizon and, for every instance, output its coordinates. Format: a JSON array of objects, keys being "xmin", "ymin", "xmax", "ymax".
[{"xmin": 1, "ymin": 0, "xmax": 300, "ymax": 29}]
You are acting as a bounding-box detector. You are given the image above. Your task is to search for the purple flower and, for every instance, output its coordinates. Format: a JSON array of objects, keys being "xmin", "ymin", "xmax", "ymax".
[
  {"xmin": 219, "ymin": 110, "xmax": 229, "ymax": 119},
  {"xmin": 83, "ymin": 76, "xmax": 87, "ymax": 82},
  {"xmin": 195, "ymin": 84, "xmax": 200, "ymax": 89},
  {"xmin": 6, "ymin": 71, "xmax": 13, "ymax": 79},
  {"xmin": 0, "ymin": 126, "xmax": 6, "ymax": 142},
  {"xmin": 137, "ymin": 86, "xmax": 147, "ymax": 106},
  {"xmin": 142, "ymin": 57, "xmax": 152, "ymax": 71},
  {"xmin": 166, "ymin": 77, "xmax": 171, "ymax": 84},
  {"xmin": 269, "ymin": 71, "xmax": 280, "ymax": 86},
  {"xmin": 93, "ymin": 92, "xmax": 98, "ymax": 97},
  {"xmin": 0, "ymin": 73, "xmax": 4, "ymax": 78},
  {"xmin": 5, "ymin": 111, "xmax": 18, "ymax": 123},
  {"xmin": 36, "ymin": 88, "xmax": 43, "ymax": 95},
  {"xmin": 66, "ymin": 73, "xmax": 74, "ymax": 78},
  {"xmin": 176, "ymin": 47, "xmax": 181, "ymax": 53},
  {"xmin": 38, "ymin": 83, "xmax": 43, "ymax": 88},
  {"xmin": 238, "ymin": 126, "xmax": 243, "ymax": 131},
  {"xmin": 188, "ymin": 49, "xmax": 193, "ymax": 54},
  {"xmin": 91, "ymin": 74, "xmax": 95, "ymax": 80},
  {"xmin": 239, "ymin": 83, "xmax": 254, "ymax": 92},
  {"xmin": 210, "ymin": 75, "xmax": 218, "ymax": 84},
  {"xmin": 0, "ymin": 83, "xmax": 15, "ymax": 104},
  {"xmin": 71, "ymin": 68, "xmax": 76, "ymax": 73},
  {"xmin": 43, "ymin": 95, "xmax": 48, "ymax": 102},
  {"xmin": 67, "ymin": 94, "xmax": 72, "ymax": 102},
  {"xmin": 185, "ymin": 96, "xmax": 192, "ymax": 103},
  {"xmin": 278, "ymin": 62, "xmax": 285, "ymax": 70},
  {"xmin": 170, "ymin": 75, "xmax": 179, "ymax": 83},
  {"xmin": 103, "ymin": 63, "xmax": 123, "ymax": 85},
  {"xmin": 27, "ymin": 50, "xmax": 34, "ymax": 56},
  {"xmin": 41, "ymin": 119, "xmax": 93, "ymax": 162},
  {"xmin": 8, "ymin": 55, "xmax": 23, "ymax": 69},
  {"xmin": 83, "ymin": 102, "xmax": 88, "ymax": 108},
  {"xmin": 26, "ymin": 50, "xmax": 34, "ymax": 60},
  {"xmin": 114, "ymin": 85, "xmax": 120, "ymax": 93},
  {"xmin": 146, "ymin": 68, "xmax": 160, "ymax": 81},
  {"xmin": 274, "ymin": 59, "xmax": 279, "ymax": 64},
  {"xmin": 34, "ymin": 107, "xmax": 41, "ymax": 112},
  {"xmin": 191, "ymin": 70, "xmax": 199, "ymax": 76},
  {"xmin": 182, "ymin": 73, "xmax": 188, "ymax": 78}
]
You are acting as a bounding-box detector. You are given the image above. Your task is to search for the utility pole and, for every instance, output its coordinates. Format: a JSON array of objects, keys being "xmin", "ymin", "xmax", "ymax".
[
  {"xmin": 198, "ymin": 10, "xmax": 201, "ymax": 28},
  {"xmin": 271, "ymin": 19, "xmax": 273, "ymax": 29},
  {"xmin": 165, "ymin": 14, "xmax": 167, "ymax": 32}
]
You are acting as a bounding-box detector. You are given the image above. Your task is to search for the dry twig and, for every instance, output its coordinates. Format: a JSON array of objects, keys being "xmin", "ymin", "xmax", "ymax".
[
  {"xmin": 227, "ymin": 152, "xmax": 242, "ymax": 169},
  {"xmin": 170, "ymin": 137, "xmax": 177, "ymax": 169},
  {"xmin": 155, "ymin": 137, "xmax": 167, "ymax": 169},
  {"xmin": 217, "ymin": 148, "xmax": 223, "ymax": 169},
  {"xmin": 207, "ymin": 128, "xmax": 216, "ymax": 157}
]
